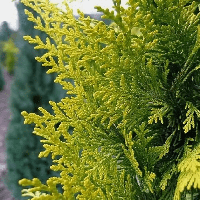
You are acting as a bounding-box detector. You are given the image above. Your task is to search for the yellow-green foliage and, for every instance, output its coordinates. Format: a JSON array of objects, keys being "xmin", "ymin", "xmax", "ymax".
[
  {"xmin": 2, "ymin": 38, "xmax": 19, "ymax": 74},
  {"xmin": 18, "ymin": 0, "xmax": 200, "ymax": 199}
]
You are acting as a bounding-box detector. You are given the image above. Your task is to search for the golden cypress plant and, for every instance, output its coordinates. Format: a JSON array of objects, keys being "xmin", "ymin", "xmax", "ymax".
[
  {"xmin": 17, "ymin": 0, "xmax": 200, "ymax": 199},
  {"xmin": 2, "ymin": 38, "xmax": 19, "ymax": 74}
]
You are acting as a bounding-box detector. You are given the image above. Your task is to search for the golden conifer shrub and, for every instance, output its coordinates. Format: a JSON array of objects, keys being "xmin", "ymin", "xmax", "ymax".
[
  {"xmin": 2, "ymin": 38, "xmax": 19, "ymax": 74},
  {"xmin": 18, "ymin": 0, "xmax": 200, "ymax": 199}
]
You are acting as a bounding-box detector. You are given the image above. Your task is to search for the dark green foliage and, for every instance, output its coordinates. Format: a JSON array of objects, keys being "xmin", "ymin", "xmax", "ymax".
[
  {"xmin": 0, "ymin": 64, "xmax": 5, "ymax": 91},
  {"xmin": 5, "ymin": 2, "xmax": 66, "ymax": 199},
  {"xmin": 0, "ymin": 21, "xmax": 12, "ymax": 41},
  {"xmin": 0, "ymin": 21, "xmax": 13, "ymax": 64}
]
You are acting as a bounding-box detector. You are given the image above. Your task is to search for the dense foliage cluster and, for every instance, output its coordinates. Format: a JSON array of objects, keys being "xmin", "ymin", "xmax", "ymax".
[
  {"xmin": 0, "ymin": 21, "xmax": 14, "ymax": 67},
  {"xmin": 16, "ymin": 0, "xmax": 200, "ymax": 199}
]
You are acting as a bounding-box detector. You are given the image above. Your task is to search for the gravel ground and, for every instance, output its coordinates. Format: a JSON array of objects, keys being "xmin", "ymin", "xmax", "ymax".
[{"xmin": 0, "ymin": 67, "xmax": 15, "ymax": 200}]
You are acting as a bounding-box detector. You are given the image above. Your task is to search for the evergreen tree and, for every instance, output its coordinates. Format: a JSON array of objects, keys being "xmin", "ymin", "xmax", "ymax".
[
  {"xmin": 5, "ymin": 2, "xmax": 66, "ymax": 199},
  {"xmin": 0, "ymin": 21, "xmax": 13, "ymax": 64},
  {"xmin": 11, "ymin": 0, "xmax": 200, "ymax": 199},
  {"xmin": 0, "ymin": 21, "xmax": 12, "ymax": 41}
]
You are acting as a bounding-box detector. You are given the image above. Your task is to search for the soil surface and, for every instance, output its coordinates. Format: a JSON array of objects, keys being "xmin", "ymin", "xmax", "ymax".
[{"xmin": 0, "ymin": 67, "xmax": 15, "ymax": 200}]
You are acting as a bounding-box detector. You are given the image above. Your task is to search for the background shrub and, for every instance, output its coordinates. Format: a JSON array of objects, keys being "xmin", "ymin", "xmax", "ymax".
[{"xmin": 2, "ymin": 38, "xmax": 19, "ymax": 75}]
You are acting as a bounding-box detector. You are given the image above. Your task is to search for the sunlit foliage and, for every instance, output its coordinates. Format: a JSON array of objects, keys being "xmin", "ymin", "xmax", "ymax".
[{"xmin": 18, "ymin": 0, "xmax": 200, "ymax": 199}]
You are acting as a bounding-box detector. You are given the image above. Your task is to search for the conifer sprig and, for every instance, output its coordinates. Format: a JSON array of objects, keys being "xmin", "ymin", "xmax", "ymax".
[{"xmin": 18, "ymin": 0, "xmax": 200, "ymax": 199}]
